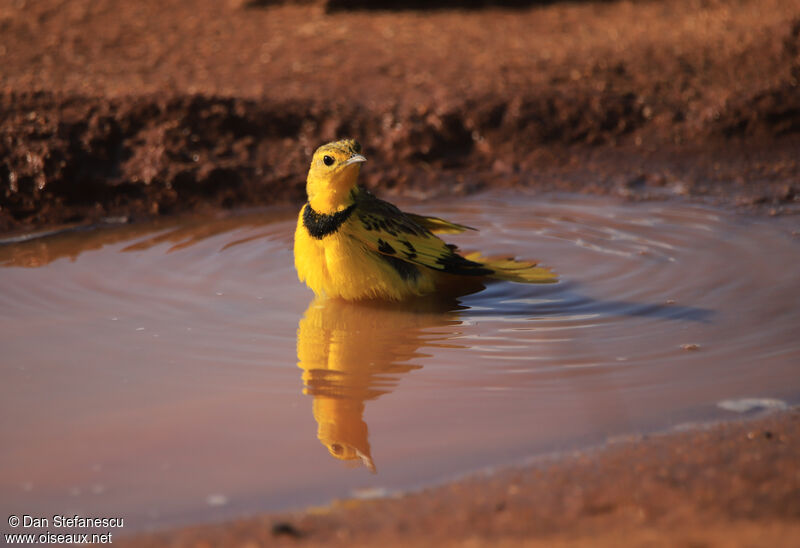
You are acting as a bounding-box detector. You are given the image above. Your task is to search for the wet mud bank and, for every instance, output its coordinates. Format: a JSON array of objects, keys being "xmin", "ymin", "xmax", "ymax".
[
  {"xmin": 119, "ymin": 410, "xmax": 800, "ymax": 547},
  {"xmin": 2, "ymin": 92, "xmax": 799, "ymax": 234},
  {"xmin": 2, "ymin": 0, "xmax": 800, "ymax": 233}
]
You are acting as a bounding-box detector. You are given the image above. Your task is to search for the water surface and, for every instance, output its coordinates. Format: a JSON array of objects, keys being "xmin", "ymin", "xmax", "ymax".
[{"xmin": 1, "ymin": 192, "xmax": 799, "ymax": 532}]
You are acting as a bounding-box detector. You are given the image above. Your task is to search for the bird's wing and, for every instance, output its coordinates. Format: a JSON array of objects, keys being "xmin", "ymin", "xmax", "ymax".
[
  {"xmin": 402, "ymin": 213, "xmax": 476, "ymax": 234},
  {"xmin": 345, "ymin": 190, "xmax": 492, "ymax": 276}
]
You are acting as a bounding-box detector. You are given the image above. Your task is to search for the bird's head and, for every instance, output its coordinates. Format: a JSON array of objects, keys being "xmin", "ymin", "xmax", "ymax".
[
  {"xmin": 326, "ymin": 441, "xmax": 376, "ymax": 473},
  {"xmin": 306, "ymin": 139, "xmax": 367, "ymax": 214}
]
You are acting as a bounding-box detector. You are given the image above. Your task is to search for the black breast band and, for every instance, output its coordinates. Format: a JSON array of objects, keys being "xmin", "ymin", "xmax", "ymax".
[{"xmin": 302, "ymin": 202, "xmax": 357, "ymax": 239}]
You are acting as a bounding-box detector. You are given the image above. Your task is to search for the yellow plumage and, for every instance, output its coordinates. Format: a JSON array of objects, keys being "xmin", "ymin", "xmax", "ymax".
[
  {"xmin": 294, "ymin": 139, "xmax": 557, "ymax": 301},
  {"xmin": 296, "ymin": 297, "xmax": 437, "ymax": 471}
]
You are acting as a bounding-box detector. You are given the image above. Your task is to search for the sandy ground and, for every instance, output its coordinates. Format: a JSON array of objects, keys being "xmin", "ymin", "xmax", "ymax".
[
  {"xmin": 118, "ymin": 410, "xmax": 800, "ymax": 548},
  {"xmin": 1, "ymin": 0, "xmax": 799, "ymax": 232}
]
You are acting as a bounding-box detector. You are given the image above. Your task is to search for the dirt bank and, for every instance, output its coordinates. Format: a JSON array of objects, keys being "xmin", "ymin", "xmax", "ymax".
[
  {"xmin": 117, "ymin": 410, "xmax": 800, "ymax": 547},
  {"xmin": 2, "ymin": 0, "xmax": 800, "ymax": 233}
]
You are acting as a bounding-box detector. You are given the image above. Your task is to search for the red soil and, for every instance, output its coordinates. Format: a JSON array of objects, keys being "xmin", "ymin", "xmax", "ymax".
[
  {"xmin": 119, "ymin": 411, "xmax": 800, "ymax": 548},
  {"xmin": 2, "ymin": 0, "xmax": 799, "ymax": 233}
]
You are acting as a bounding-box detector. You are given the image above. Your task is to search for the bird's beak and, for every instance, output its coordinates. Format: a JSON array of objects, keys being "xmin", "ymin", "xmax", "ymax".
[
  {"xmin": 356, "ymin": 448, "xmax": 376, "ymax": 473},
  {"xmin": 343, "ymin": 154, "xmax": 367, "ymax": 167}
]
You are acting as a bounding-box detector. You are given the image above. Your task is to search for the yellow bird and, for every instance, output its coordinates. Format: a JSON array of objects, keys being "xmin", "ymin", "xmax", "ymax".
[
  {"xmin": 294, "ymin": 139, "xmax": 557, "ymax": 301},
  {"xmin": 296, "ymin": 297, "xmax": 448, "ymax": 471}
]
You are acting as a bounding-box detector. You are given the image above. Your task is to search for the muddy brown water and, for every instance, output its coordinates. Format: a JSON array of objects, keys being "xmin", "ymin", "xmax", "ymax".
[{"xmin": 1, "ymin": 192, "xmax": 799, "ymax": 533}]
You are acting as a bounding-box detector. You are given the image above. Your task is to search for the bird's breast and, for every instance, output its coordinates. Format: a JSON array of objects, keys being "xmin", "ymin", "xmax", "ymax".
[
  {"xmin": 302, "ymin": 202, "xmax": 357, "ymax": 239},
  {"xmin": 294, "ymin": 206, "xmax": 436, "ymax": 300}
]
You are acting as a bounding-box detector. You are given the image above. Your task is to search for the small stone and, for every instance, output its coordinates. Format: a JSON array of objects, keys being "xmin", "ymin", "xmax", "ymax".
[
  {"xmin": 205, "ymin": 494, "xmax": 228, "ymax": 507},
  {"xmin": 272, "ymin": 522, "xmax": 301, "ymax": 538},
  {"xmin": 718, "ymin": 398, "xmax": 788, "ymax": 413}
]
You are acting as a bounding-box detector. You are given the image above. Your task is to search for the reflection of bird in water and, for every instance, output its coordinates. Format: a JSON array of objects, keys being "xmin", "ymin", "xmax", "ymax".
[
  {"xmin": 293, "ymin": 139, "xmax": 557, "ymax": 301},
  {"xmin": 296, "ymin": 297, "xmax": 463, "ymax": 471}
]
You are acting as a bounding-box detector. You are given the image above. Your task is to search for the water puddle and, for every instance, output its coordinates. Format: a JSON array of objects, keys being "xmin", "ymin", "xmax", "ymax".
[{"xmin": 1, "ymin": 192, "xmax": 799, "ymax": 531}]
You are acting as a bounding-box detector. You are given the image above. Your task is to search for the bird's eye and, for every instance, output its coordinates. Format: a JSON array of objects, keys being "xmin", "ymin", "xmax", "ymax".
[{"xmin": 323, "ymin": 155, "xmax": 335, "ymax": 166}]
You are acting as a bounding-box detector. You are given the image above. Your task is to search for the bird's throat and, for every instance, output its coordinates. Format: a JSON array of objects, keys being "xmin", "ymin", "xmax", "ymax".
[{"xmin": 306, "ymin": 168, "xmax": 359, "ymax": 214}]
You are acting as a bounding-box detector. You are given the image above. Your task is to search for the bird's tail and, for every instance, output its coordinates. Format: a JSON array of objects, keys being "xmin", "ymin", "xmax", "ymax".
[{"xmin": 463, "ymin": 252, "xmax": 558, "ymax": 284}]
